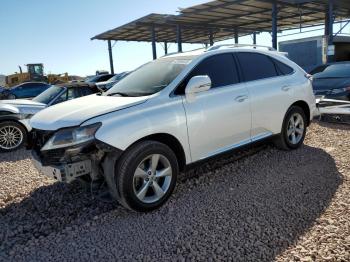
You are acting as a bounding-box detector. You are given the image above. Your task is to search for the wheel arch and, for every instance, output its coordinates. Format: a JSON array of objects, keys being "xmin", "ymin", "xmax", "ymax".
[
  {"xmin": 0, "ymin": 118, "xmax": 28, "ymax": 134},
  {"xmin": 290, "ymin": 100, "xmax": 311, "ymax": 126},
  {"xmin": 130, "ymin": 133, "xmax": 187, "ymax": 172}
]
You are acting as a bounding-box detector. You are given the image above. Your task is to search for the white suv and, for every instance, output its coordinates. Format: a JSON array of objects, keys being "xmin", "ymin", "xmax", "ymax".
[{"xmin": 28, "ymin": 46, "xmax": 316, "ymax": 212}]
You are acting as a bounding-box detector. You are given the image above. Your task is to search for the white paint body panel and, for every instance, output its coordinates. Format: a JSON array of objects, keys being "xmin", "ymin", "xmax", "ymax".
[
  {"xmin": 0, "ymin": 99, "xmax": 46, "ymax": 115},
  {"xmin": 182, "ymin": 82, "xmax": 251, "ymax": 161},
  {"xmin": 30, "ymin": 48, "xmax": 316, "ymax": 165},
  {"xmin": 31, "ymin": 94, "xmax": 148, "ymax": 131}
]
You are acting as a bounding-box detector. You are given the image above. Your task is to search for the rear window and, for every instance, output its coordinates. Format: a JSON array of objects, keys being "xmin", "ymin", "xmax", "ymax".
[
  {"xmin": 236, "ymin": 52, "xmax": 278, "ymax": 82},
  {"xmin": 274, "ymin": 59, "xmax": 294, "ymax": 75}
]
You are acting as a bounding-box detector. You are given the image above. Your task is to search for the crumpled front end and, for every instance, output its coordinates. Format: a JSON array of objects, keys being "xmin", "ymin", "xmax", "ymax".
[{"xmin": 27, "ymin": 129, "xmax": 122, "ymax": 184}]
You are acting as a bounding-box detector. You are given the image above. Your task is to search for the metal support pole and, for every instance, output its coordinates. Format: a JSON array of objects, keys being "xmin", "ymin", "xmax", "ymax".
[
  {"xmin": 151, "ymin": 26, "xmax": 157, "ymax": 60},
  {"xmin": 209, "ymin": 29, "xmax": 214, "ymax": 46},
  {"xmin": 164, "ymin": 41, "xmax": 168, "ymax": 55},
  {"xmin": 107, "ymin": 40, "xmax": 114, "ymax": 74},
  {"xmin": 327, "ymin": 0, "xmax": 334, "ymax": 62},
  {"xmin": 253, "ymin": 32, "xmax": 257, "ymax": 45},
  {"xmin": 328, "ymin": 0, "xmax": 334, "ymax": 45},
  {"xmin": 176, "ymin": 25, "xmax": 182, "ymax": 52},
  {"xmin": 272, "ymin": 0, "xmax": 278, "ymax": 50},
  {"xmin": 234, "ymin": 28, "xmax": 239, "ymax": 44},
  {"xmin": 325, "ymin": 11, "xmax": 329, "ymax": 36}
]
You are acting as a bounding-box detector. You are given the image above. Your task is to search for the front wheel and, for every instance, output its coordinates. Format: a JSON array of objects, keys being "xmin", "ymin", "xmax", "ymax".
[
  {"xmin": 114, "ymin": 141, "xmax": 178, "ymax": 212},
  {"xmin": 0, "ymin": 121, "xmax": 27, "ymax": 152},
  {"xmin": 274, "ymin": 106, "xmax": 307, "ymax": 150}
]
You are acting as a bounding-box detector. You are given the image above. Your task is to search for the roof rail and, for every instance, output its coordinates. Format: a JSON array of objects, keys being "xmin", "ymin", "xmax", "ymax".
[{"xmin": 206, "ymin": 44, "xmax": 276, "ymax": 52}]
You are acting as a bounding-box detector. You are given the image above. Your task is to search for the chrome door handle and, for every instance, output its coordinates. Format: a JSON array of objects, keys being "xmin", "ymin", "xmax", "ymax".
[
  {"xmin": 282, "ymin": 85, "xmax": 291, "ymax": 91},
  {"xmin": 235, "ymin": 95, "xmax": 248, "ymax": 102}
]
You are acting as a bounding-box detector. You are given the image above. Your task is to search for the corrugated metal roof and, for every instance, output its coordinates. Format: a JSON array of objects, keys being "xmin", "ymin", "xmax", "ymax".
[{"xmin": 91, "ymin": 0, "xmax": 350, "ymax": 44}]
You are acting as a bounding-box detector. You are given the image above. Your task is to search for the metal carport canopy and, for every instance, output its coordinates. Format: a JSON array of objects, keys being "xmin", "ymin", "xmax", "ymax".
[
  {"xmin": 92, "ymin": 0, "xmax": 350, "ymax": 44},
  {"xmin": 91, "ymin": 0, "xmax": 350, "ymax": 73}
]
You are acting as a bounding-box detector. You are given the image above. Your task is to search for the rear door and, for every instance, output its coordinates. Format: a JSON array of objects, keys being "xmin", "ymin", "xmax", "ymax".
[
  {"xmin": 235, "ymin": 52, "xmax": 295, "ymax": 138},
  {"xmin": 179, "ymin": 53, "xmax": 251, "ymax": 161}
]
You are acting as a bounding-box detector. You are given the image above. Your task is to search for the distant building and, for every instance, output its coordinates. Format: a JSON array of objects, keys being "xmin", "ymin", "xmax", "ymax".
[
  {"xmin": 0, "ymin": 75, "xmax": 6, "ymax": 87},
  {"xmin": 279, "ymin": 35, "xmax": 350, "ymax": 72}
]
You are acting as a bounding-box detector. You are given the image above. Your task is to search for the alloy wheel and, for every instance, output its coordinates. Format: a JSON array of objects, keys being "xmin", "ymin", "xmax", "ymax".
[
  {"xmin": 287, "ymin": 113, "xmax": 304, "ymax": 145},
  {"xmin": 133, "ymin": 154, "xmax": 172, "ymax": 204},
  {"xmin": 0, "ymin": 125, "xmax": 24, "ymax": 150}
]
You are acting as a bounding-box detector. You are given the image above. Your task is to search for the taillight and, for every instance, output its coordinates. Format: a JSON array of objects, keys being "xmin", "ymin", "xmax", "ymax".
[{"xmin": 305, "ymin": 73, "xmax": 313, "ymax": 81}]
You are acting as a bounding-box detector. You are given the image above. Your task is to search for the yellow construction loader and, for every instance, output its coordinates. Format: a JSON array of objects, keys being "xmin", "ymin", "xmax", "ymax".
[{"xmin": 6, "ymin": 63, "xmax": 69, "ymax": 87}]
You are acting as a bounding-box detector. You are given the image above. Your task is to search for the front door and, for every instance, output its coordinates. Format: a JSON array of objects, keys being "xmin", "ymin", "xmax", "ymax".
[{"xmin": 180, "ymin": 53, "xmax": 251, "ymax": 162}]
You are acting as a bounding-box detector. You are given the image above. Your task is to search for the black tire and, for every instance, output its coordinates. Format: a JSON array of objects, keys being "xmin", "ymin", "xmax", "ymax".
[
  {"xmin": 274, "ymin": 106, "xmax": 307, "ymax": 151},
  {"xmin": 0, "ymin": 121, "xmax": 27, "ymax": 152},
  {"xmin": 114, "ymin": 141, "xmax": 178, "ymax": 212}
]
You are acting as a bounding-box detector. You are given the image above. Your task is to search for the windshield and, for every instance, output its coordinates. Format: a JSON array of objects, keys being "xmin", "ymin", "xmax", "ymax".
[
  {"xmin": 311, "ymin": 63, "xmax": 350, "ymax": 79},
  {"xmin": 105, "ymin": 57, "xmax": 193, "ymax": 97},
  {"xmin": 33, "ymin": 85, "xmax": 65, "ymax": 104},
  {"xmin": 107, "ymin": 72, "xmax": 127, "ymax": 83}
]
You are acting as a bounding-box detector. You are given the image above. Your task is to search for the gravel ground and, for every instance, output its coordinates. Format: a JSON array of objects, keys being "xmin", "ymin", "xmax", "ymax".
[{"xmin": 0, "ymin": 121, "xmax": 349, "ymax": 261}]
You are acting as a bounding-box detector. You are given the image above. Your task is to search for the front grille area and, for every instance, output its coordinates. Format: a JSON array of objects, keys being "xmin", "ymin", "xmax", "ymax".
[
  {"xmin": 28, "ymin": 129, "xmax": 98, "ymax": 166},
  {"xmin": 27, "ymin": 129, "xmax": 64, "ymax": 165},
  {"xmin": 27, "ymin": 129, "xmax": 54, "ymax": 152}
]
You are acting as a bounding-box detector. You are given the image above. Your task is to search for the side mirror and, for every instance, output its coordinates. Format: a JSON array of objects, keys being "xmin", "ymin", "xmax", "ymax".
[{"xmin": 185, "ymin": 75, "xmax": 211, "ymax": 102}]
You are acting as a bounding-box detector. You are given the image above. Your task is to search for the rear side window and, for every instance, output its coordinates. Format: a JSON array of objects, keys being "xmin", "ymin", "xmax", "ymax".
[
  {"xmin": 175, "ymin": 53, "xmax": 239, "ymax": 94},
  {"xmin": 274, "ymin": 59, "xmax": 294, "ymax": 75},
  {"xmin": 236, "ymin": 52, "xmax": 278, "ymax": 82},
  {"xmin": 79, "ymin": 87, "xmax": 94, "ymax": 96}
]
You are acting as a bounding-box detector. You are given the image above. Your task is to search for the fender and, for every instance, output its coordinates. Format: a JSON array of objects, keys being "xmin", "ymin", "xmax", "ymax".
[
  {"xmin": 0, "ymin": 113, "xmax": 21, "ymax": 122},
  {"xmin": 0, "ymin": 111, "xmax": 32, "ymax": 132},
  {"xmin": 0, "ymin": 104, "xmax": 20, "ymax": 114}
]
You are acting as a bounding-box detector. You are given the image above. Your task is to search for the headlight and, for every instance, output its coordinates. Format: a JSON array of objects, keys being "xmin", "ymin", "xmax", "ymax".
[{"xmin": 41, "ymin": 122, "xmax": 101, "ymax": 151}]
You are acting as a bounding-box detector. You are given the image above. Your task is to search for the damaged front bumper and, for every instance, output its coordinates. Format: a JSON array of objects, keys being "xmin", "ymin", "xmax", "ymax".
[
  {"xmin": 31, "ymin": 150, "xmax": 92, "ymax": 183},
  {"xmin": 27, "ymin": 129, "xmax": 122, "ymax": 183}
]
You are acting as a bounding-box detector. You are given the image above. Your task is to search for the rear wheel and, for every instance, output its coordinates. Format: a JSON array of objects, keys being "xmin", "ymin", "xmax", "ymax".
[
  {"xmin": 0, "ymin": 121, "xmax": 27, "ymax": 152},
  {"xmin": 274, "ymin": 106, "xmax": 307, "ymax": 150},
  {"xmin": 114, "ymin": 141, "xmax": 178, "ymax": 212}
]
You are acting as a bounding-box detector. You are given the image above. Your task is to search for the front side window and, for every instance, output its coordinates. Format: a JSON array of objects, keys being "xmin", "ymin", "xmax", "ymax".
[
  {"xmin": 175, "ymin": 53, "xmax": 239, "ymax": 94},
  {"xmin": 236, "ymin": 52, "xmax": 278, "ymax": 82},
  {"xmin": 106, "ymin": 56, "xmax": 194, "ymax": 97}
]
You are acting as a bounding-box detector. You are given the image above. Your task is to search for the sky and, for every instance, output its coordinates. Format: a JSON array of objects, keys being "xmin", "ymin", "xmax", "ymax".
[{"xmin": 1, "ymin": 0, "xmax": 349, "ymax": 77}]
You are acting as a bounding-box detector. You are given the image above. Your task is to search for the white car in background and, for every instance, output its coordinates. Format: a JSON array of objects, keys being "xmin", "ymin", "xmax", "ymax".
[
  {"xmin": 0, "ymin": 83, "xmax": 98, "ymax": 152},
  {"xmin": 28, "ymin": 45, "xmax": 316, "ymax": 212}
]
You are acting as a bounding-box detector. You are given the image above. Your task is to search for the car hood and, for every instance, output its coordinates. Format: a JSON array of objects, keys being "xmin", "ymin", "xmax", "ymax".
[
  {"xmin": 313, "ymin": 78, "xmax": 350, "ymax": 91},
  {"xmin": 0, "ymin": 99, "xmax": 46, "ymax": 114},
  {"xmin": 30, "ymin": 94, "xmax": 149, "ymax": 131}
]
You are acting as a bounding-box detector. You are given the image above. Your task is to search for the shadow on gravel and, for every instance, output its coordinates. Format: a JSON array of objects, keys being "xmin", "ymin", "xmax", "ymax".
[
  {"xmin": 0, "ymin": 149, "xmax": 30, "ymax": 162},
  {"xmin": 0, "ymin": 144, "xmax": 343, "ymax": 261},
  {"xmin": 316, "ymin": 120, "xmax": 350, "ymax": 131}
]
